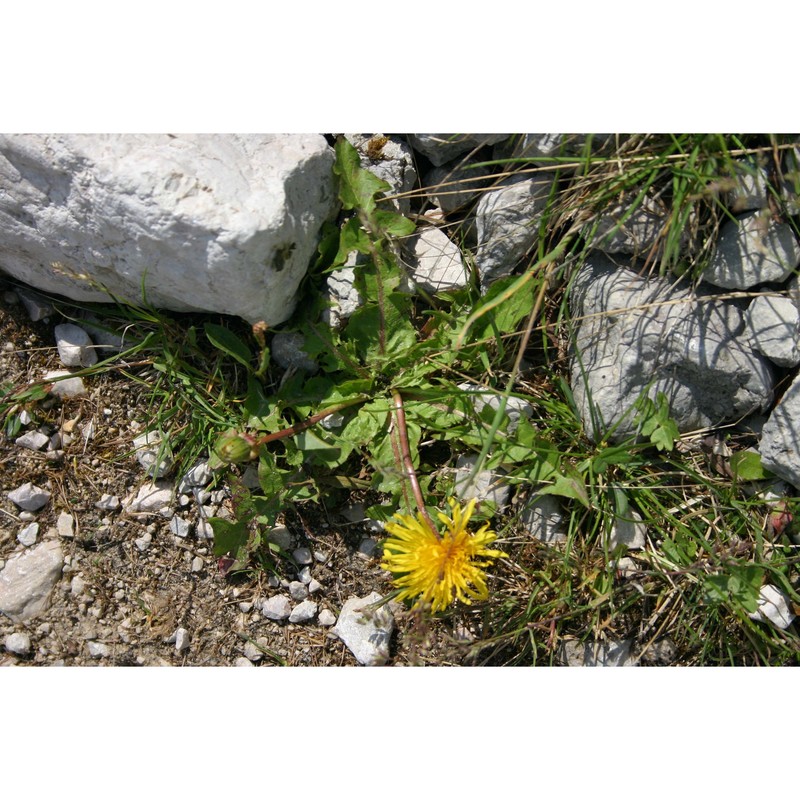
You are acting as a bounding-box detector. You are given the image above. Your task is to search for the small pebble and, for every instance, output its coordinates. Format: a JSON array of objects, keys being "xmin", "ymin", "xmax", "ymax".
[
  {"xmin": 71, "ymin": 576, "xmax": 86, "ymax": 596},
  {"xmin": 95, "ymin": 494, "xmax": 121, "ymax": 511},
  {"xmin": 297, "ymin": 566, "xmax": 312, "ymax": 585},
  {"xmin": 318, "ymin": 609, "xmax": 337, "ymax": 626},
  {"xmin": 243, "ymin": 641, "xmax": 263, "ymax": 662},
  {"xmin": 308, "ymin": 579, "xmax": 323, "ymax": 594},
  {"xmin": 15, "ymin": 430, "xmax": 49, "ymax": 451},
  {"xmin": 57, "ymin": 511, "xmax": 75, "ymax": 538},
  {"xmin": 292, "ymin": 547, "xmax": 313, "ymax": 565},
  {"xmin": 288, "ymin": 600, "xmax": 318, "ymax": 624},
  {"xmin": 169, "ymin": 516, "xmax": 191, "ymax": 538},
  {"xmin": 8, "ymin": 482, "xmax": 51, "ymax": 512},
  {"xmin": 4, "ymin": 632, "xmax": 32, "ymax": 656},
  {"xmin": 358, "ymin": 537, "xmax": 378, "ymax": 557},
  {"xmin": 17, "ymin": 522, "xmax": 39, "ymax": 547},
  {"xmin": 314, "ymin": 550, "xmax": 329, "ymax": 564},
  {"xmin": 195, "ymin": 519, "xmax": 214, "ymax": 540},
  {"xmin": 234, "ymin": 657, "xmax": 254, "ymax": 667},
  {"xmin": 288, "ymin": 581, "xmax": 308, "ymax": 601},
  {"xmin": 134, "ymin": 532, "xmax": 152, "ymax": 552},
  {"xmin": 175, "ymin": 628, "xmax": 191, "ymax": 652},
  {"xmin": 262, "ymin": 595, "xmax": 292, "ymax": 621},
  {"xmin": 87, "ymin": 641, "xmax": 110, "ymax": 658},
  {"xmin": 238, "ymin": 602, "xmax": 253, "ymax": 614},
  {"xmin": 191, "ymin": 556, "xmax": 204, "ymax": 573}
]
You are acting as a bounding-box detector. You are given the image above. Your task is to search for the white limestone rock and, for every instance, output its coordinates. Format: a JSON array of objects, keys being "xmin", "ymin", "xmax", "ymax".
[
  {"xmin": 331, "ymin": 592, "xmax": 394, "ymax": 666},
  {"xmin": 15, "ymin": 430, "xmax": 49, "ymax": 451},
  {"xmin": 42, "ymin": 370, "xmax": 87, "ymax": 398},
  {"xmin": 452, "ymin": 454, "xmax": 510, "ymax": 511},
  {"xmin": 288, "ymin": 599, "xmax": 317, "ymax": 624},
  {"xmin": 132, "ymin": 431, "xmax": 174, "ymax": 479},
  {"xmin": 54, "ymin": 323, "xmax": 98, "ymax": 367},
  {"xmin": 126, "ymin": 482, "xmax": 174, "ymax": 514},
  {"xmin": 608, "ymin": 510, "xmax": 647, "ymax": 551},
  {"xmin": 8, "ymin": 482, "xmax": 51, "ymax": 512},
  {"xmin": 0, "ymin": 539, "xmax": 64, "ymax": 622},
  {"xmin": 559, "ymin": 638, "xmax": 636, "ymax": 667},
  {"xmin": 262, "ymin": 595, "xmax": 292, "ymax": 621},
  {"xmin": 747, "ymin": 584, "xmax": 795, "ymax": 629},
  {"xmin": 404, "ymin": 227, "xmax": 469, "ymax": 294},
  {"xmin": 4, "ymin": 631, "xmax": 32, "ymax": 656},
  {"xmin": 0, "ymin": 134, "xmax": 337, "ymax": 325}
]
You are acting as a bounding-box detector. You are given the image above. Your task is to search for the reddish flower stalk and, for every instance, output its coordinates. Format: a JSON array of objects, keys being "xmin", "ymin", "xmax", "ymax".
[{"xmin": 392, "ymin": 390, "xmax": 439, "ymax": 538}]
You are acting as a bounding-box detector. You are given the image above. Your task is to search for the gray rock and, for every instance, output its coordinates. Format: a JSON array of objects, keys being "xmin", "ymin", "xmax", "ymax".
[
  {"xmin": 474, "ymin": 172, "xmax": 557, "ymax": 286},
  {"xmin": 0, "ymin": 539, "xmax": 63, "ymax": 621},
  {"xmin": 56, "ymin": 511, "xmax": 74, "ymax": 538},
  {"xmin": 288, "ymin": 599, "xmax": 318, "ymax": 623},
  {"xmin": 308, "ymin": 578, "xmax": 322, "ymax": 594},
  {"xmin": 14, "ymin": 430, "xmax": 49, "ymax": 451},
  {"xmin": 17, "ymin": 522, "xmax": 39, "ymax": 547},
  {"xmin": 424, "ymin": 162, "xmax": 493, "ymax": 214},
  {"xmin": 702, "ymin": 210, "xmax": 800, "ymax": 289},
  {"xmin": 265, "ymin": 525, "xmax": 293, "ymax": 551},
  {"xmin": 407, "ymin": 134, "xmax": 509, "ymax": 167},
  {"xmin": 190, "ymin": 556, "xmax": 204, "ymax": 573},
  {"xmin": 346, "ymin": 134, "xmax": 417, "ymax": 214},
  {"xmin": 403, "ymin": 227, "xmax": 469, "ymax": 294},
  {"xmin": 724, "ymin": 156, "xmax": 772, "ymax": 213},
  {"xmin": 132, "ymin": 431, "xmax": 174, "ymax": 479},
  {"xmin": 292, "ymin": 547, "xmax": 313, "ymax": 566},
  {"xmin": 42, "ymin": 370, "xmax": 87, "ymax": 398},
  {"xmin": 744, "ymin": 294, "xmax": 800, "ymax": 367},
  {"xmin": 493, "ymin": 133, "xmax": 613, "ymax": 164},
  {"xmin": 288, "ymin": 581, "xmax": 308, "ymax": 601},
  {"xmin": 608, "ymin": 510, "xmax": 647, "ymax": 551},
  {"xmin": 331, "ymin": 592, "xmax": 394, "ymax": 666},
  {"xmin": 452, "ymin": 454, "xmax": 510, "ymax": 510},
  {"xmin": 70, "ymin": 576, "xmax": 86, "ymax": 596},
  {"xmin": 760, "ymin": 373, "xmax": 800, "ymax": 490},
  {"xmin": 126, "ymin": 482, "xmax": 174, "ymax": 514},
  {"xmin": 134, "ymin": 532, "xmax": 152, "ymax": 552},
  {"xmin": 16, "ymin": 289, "xmax": 53, "ymax": 321},
  {"xmin": 559, "ymin": 638, "xmax": 636, "ymax": 667},
  {"xmin": 589, "ymin": 192, "xmax": 673, "ymax": 258},
  {"xmin": 262, "ymin": 595, "xmax": 292, "ymax": 621},
  {"xmin": 54, "ymin": 323, "xmax": 98, "ymax": 367},
  {"xmin": 271, "ymin": 331, "xmax": 318, "ymax": 373},
  {"xmin": 8, "ymin": 482, "xmax": 51, "ymax": 511},
  {"xmin": 570, "ymin": 254, "xmax": 773, "ymax": 443},
  {"xmin": 519, "ymin": 494, "xmax": 566, "ymax": 544},
  {"xmin": 4, "ymin": 631, "xmax": 32, "ymax": 656},
  {"xmin": 357, "ymin": 537, "xmax": 378, "ymax": 558},
  {"xmin": 234, "ymin": 656, "xmax": 255, "ymax": 667},
  {"xmin": 0, "ymin": 134, "xmax": 337, "ymax": 326}
]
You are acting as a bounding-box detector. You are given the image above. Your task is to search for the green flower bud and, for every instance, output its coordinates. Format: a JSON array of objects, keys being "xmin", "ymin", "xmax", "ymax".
[{"xmin": 213, "ymin": 430, "xmax": 259, "ymax": 464}]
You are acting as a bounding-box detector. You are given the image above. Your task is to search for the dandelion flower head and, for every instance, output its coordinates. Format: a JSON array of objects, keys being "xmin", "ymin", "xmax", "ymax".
[{"xmin": 380, "ymin": 497, "xmax": 506, "ymax": 613}]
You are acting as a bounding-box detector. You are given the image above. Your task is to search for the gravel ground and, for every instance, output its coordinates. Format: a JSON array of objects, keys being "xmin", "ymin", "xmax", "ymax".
[{"xmin": 1, "ymin": 285, "xmax": 491, "ymax": 667}]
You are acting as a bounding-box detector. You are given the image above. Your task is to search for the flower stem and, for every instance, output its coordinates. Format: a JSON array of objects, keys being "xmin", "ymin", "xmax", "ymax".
[
  {"xmin": 254, "ymin": 396, "xmax": 367, "ymax": 447},
  {"xmin": 392, "ymin": 390, "xmax": 439, "ymax": 538}
]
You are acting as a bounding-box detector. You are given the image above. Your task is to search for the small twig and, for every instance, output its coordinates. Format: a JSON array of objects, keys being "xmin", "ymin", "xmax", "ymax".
[{"xmin": 392, "ymin": 390, "xmax": 439, "ymax": 538}]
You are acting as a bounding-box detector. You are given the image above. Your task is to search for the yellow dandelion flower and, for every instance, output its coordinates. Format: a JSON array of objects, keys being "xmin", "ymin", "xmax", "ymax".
[{"xmin": 380, "ymin": 497, "xmax": 506, "ymax": 613}]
